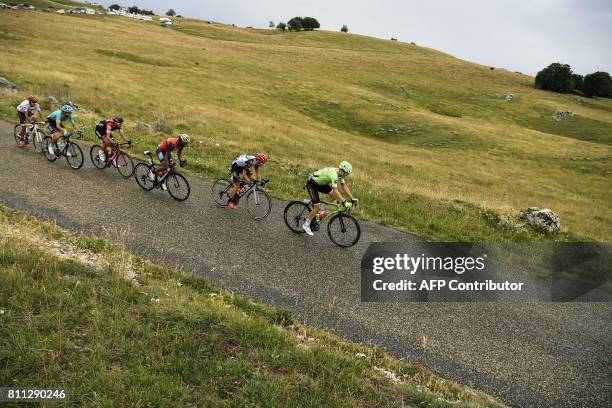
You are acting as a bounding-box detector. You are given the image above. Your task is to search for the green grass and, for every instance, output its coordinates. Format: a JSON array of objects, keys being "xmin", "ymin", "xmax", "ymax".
[
  {"xmin": 0, "ymin": 10, "xmax": 610, "ymax": 242},
  {"xmin": 0, "ymin": 205, "xmax": 503, "ymax": 407}
]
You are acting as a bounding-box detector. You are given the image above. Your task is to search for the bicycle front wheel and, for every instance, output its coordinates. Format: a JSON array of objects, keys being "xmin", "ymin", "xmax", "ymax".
[
  {"xmin": 90, "ymin": 145, "xmax": 107, "ymax": 169},
  {"xmin": 327, "ymin": 213, "xmax": 361, "ymax": 248},
  {"xmin": 41, "ymin": 137, "xmax": 58, "ymax": 162},
  {"xmin": 134, "ymin": 163, "xmax": 155, "ymax": 191},
  {"xmin": 66, "ymin": 142, "xmax": 84, "ymax": 169},
  {"xmin": 167, "ymin": 172, "xmax": 190, "ymax": 201},
  {"xmin": 283, "ymin": 201, "xmax": 311, "ymax": 233},
  {"xmin": 115, "ymin": 151, "xmax": 135, "ymax": 178},
  {"xmin": 211, "ymin": 178, "xmax": 232, "ymax": 206},
  {"xmin": 33, "ymin": 130, "xmax": 45, "ymax": 153},
  {"xmin": 245, "ymin": 188, "xmax": 272, "ymax": 220},
  {"xmin": 13, "ymin": 124, "xmax": 22, "ymax": 146}
]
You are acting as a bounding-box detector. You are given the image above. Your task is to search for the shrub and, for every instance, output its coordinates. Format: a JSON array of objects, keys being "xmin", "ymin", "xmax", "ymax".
[
  {"xmin": 572, "ymin": 74, "xmax": 584, "ymax": 91},
  {"xmin": 108, "ymin": 4, "xmax": 120, "ymax": 11},
  {"xmin": 287, "ymin": 17, "xmax": 303, "ymax": 31},
  {"xmin": 583, "ymin": 71, "xmax": 612, "ymax": 97},
  {"xmin": 269, "ymin": 20, "xmax": 274, "ymax": 28},
  {"xmin": 276, "ymin": 22, "xmax": 286, "ymax": 31},
  {"xmin": 302, "ymin": 17, "xmax": 320, "ymax": 31},
  {"xmin": 341, "ymin": 24, "xmax": 348, "ymax": 33},
  {"xmin": 535, "ymin": 63, "xmax": 574, "ymax": 93},
  {"xmin": 166, "ymin": 8, "xmax": 176, "ymax": 17}
]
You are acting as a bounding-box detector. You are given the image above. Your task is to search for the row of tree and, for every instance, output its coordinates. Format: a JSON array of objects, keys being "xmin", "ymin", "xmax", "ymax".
[
  {"xmin": 535, "ymin": 63, "xmax": 611, "ymax": 98},
  {"xmin": 108, "ymin": 4, "xmax": 154, "ymax": 16},
  {"xmin": 273, "ymin": 17, "xmax": 320, "ymax": 31},
  {"xmin": 108, "ymin": 4, "xmax": 180, "ymax": 17}
]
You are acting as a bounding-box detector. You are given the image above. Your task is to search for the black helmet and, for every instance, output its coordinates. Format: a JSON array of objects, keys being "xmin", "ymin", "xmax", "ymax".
[{"xmin": 113, "ymin": 116, "xmax": 124, "ymax": 124}]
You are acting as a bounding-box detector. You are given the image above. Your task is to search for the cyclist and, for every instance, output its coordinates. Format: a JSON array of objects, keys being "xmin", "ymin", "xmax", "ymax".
[
  {"xmin": 16, "ymin": 95, "xmax": 42, "ymax": 148},
  {"xmin": 46, "ymin": 104, "xmax": 82, "ymax": 157},
  {"xmin": 95, "ymin": 116, "xmax": 130, "ymax": 164},
  {"xmin": 151, "ymin": 134, "xmax": 190, "ymax": 190},
  {"xmin": 227, "ymin": 153, "xmax": 268, "ymax": 209},
  {"xmin": 303, "ymin": 161, "xmax": 357, "ymax": 236}
]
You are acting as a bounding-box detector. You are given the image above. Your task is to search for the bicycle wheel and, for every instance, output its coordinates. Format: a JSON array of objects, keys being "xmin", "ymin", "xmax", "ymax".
[
  {"xmin": 327, "ymin": 213, "xmax": 361, "ymax": 248},
  {"xmin": 90, "ymin": 145, "xmax": 107, "ymax": 169},
  {"xmin": 115, "ymin": 151, "xmax": 134, "ymax": 178},
  {"xmin": 66, "ymin": 142, "xmax": 84, "ymax": 170},
  {"xmin": 166, "ymin": 172, "xmax": 190, "ymax": 201},
  {"xmin": 33, "ymin": 130, "xmax": 45, "ymax": 153},
  {"xmin": 41, "ymin": 137, "xmax": 58, "ymax": 162},
  {"xmin": 13, "ymin": 124, "xmax": 22, "ymax": 146},
  {"xmin": 134, "ymin": 163, "xmax": 155, "ymax": 191},
  {"xmin": 245, "ymin": 188, "xmax": 272, "ymax": 220},
  {"xmin": 283, "ymin": 201, "xmax": 311, "ymax": 233},
  {"xmin": 211, "ymin": 178, "xmax": 232, "ymax": 206}
]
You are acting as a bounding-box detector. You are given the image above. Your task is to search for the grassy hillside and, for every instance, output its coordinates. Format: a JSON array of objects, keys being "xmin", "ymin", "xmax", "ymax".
[
  {"xmin": 0, "ymin": 10, "xmax": 610, "ymax": 242},
  {"xmin": 0, "ymin": 205, "xmax": 503, "ymax": 407}
]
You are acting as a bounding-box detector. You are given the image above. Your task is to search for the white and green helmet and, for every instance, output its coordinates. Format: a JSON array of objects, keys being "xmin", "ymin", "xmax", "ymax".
[{"xmin": 339, "ymin": 160, "xmax": 352, "ymax": 174}]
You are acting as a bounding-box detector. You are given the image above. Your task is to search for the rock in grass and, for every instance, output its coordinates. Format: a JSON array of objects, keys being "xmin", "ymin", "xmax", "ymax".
[
  {"xmin": 519, "ymin": 207, "xmax": 560, "ymax": 233},
  {"xmin": 0, "ymin": 77, "xmax": 18, "ymax": 93}
]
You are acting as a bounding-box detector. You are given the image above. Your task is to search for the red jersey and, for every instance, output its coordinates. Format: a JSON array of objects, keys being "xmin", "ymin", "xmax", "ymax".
[{"xmin": 159, "ymin": 137, "xmax": 180, "ymax": 153}]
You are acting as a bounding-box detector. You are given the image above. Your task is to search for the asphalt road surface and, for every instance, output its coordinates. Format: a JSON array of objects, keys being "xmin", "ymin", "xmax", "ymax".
[{"xmin": 2, "ymin": 121, "xmax": 610, "ymax": 407}]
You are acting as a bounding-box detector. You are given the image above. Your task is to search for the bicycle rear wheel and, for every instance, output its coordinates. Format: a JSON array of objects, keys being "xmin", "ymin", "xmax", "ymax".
[
  {"xmin": 327, "ymin": 213, "xmax": 361, "ymax": 248},
  {"xmin": 33, "ymin": 130, "xmax": 45, "ymax": 153},
  {"xmin": 283, "ymin": 201, "xmax": 311, "ymax": 233},
  {"xmin": 134, "ymin": 163, "xmax": 155, "ymax": 191},
  {"xmin": 211, "ymin": 178, "xmax": 232, "ymax": 206},
  {"xmin": 245, "ymin": 188, "xmax": 272, "ymax": 220},
  {"xmin": 115, "ymin": 151, "xmax": 134, "ymax": 178},
  {"xmin": 66, "ymin": 142, "xmax": 84, "ymax": 169},
  {"xmin": 90, "ymin": 145, "xmax": 107, "ymax": 169},
  {"xmin": 166, "ymin": 172, "xmax": 190, "ymax": 201},
  {"xmin": 41, "ymin": 137, "xmax": 58, "ymax": 162}
]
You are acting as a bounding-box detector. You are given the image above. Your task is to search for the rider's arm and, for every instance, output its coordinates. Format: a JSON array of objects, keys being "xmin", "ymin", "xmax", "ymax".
[
  {"xmin": 342, "ymin": 181, "xmax": 354, "ymax": 201},
  {"xmin": 119, "ymin": 128, "xmax": 128, "ymax": 142},
  {"xmin": 70, "ymin": 115, "xmax": 80, "ymax": 132},
  {"xmin": 177, "ymin": 146, "xmax": 184, "ymax": 162},
  {"xmin": 255, "ymin": 166, "xmax": 262, "ymax": 180}
]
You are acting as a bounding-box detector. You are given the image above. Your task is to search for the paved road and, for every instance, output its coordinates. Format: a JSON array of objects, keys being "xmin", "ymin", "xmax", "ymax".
[{"xmin": 2, "ymin": 121, "xmax": 610, "ymax": 407}]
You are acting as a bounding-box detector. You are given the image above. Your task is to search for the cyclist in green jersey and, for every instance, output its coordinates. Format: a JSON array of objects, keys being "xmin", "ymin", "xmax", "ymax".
[{"xmin": 303, "ymin": 161, "xmax": 357, "ymax": 236}]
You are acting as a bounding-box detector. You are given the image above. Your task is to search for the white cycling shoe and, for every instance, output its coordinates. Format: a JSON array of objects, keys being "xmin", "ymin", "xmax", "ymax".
[
  {"xmin": 47, "ymin": 144, "xmax": 55, "ymax": 157},
  {"xmin": 302, "ymin": 220, "xmax": 314, "ymax": 236},
  {"xmin": 160, "ymin": 181, "xmax": 168, "ymax": 191}
]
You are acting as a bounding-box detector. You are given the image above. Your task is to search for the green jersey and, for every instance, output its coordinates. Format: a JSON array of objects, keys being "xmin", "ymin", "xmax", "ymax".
[{"xmin": 312, "ymin": 167, "xmax": 344, "ymax": 188}]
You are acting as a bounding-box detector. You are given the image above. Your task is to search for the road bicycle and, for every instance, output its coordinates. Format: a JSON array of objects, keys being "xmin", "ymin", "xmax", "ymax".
[
  {"xmin": 283, "ymin": 199, "xmax": 361, "ymax": 247},
  {"xmin": 211, "ymin": 176, "xmax": 272, "ymax": 220},
  {"xmin": 13, "ymin": 121, "xmax": 45, "ymax": 153},
  {"xmin": 90, "ymin": 141, "xmax": 134, "ymax": 178},
  {"xmin": 133, "ymin": 151, "xmax": 190, "ymax": 201},
  {"xmin": 41, "ymin": 130, "xmax": 84, "ymax": 170}
]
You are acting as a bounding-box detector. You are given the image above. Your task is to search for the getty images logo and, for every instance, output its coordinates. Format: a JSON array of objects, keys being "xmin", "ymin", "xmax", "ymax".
[{"xmin": 371, "ymin": 253, "xmax": 488, "ymax": 275}]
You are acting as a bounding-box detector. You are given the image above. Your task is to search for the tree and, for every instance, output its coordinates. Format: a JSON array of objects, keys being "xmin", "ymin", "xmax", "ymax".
[
  {"xmin": 108, "ymin": 4, "xmax": 120, "ymax": 11},
  {"xmin": 166, "ymin": 8, "xmax": 176, "ymax": 17},
  {"xmin": 583, "ymin": 71, "xmax": 612, "ymax": 97},
  {"xmin": 269, "ymin": 20, "xmax": 274, "ymax": 28},
  {"xmin": 128, "ymin": 6, "xmax": 141, "ymax": 14},
  {"xmin": 535, "ymin": 63, "xmax": 574, "ymax": 93},
  {"xmin": 572, "ymin": 74, "xmax": 584, "ymax": 92},
  {"xmin": 301, "ymin": 17, "xmax": 320, "ymax": 30},
  {"xmin": 341, "ymin": 24, "xmax": 348, "ymax": 33},
  {"xmin": 276, "ymin": 22, "xmax": 286, "ymax": 31},
  {"xmin": 287, "ymin": 17, "xmax": 303, "ymax": 31}
]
